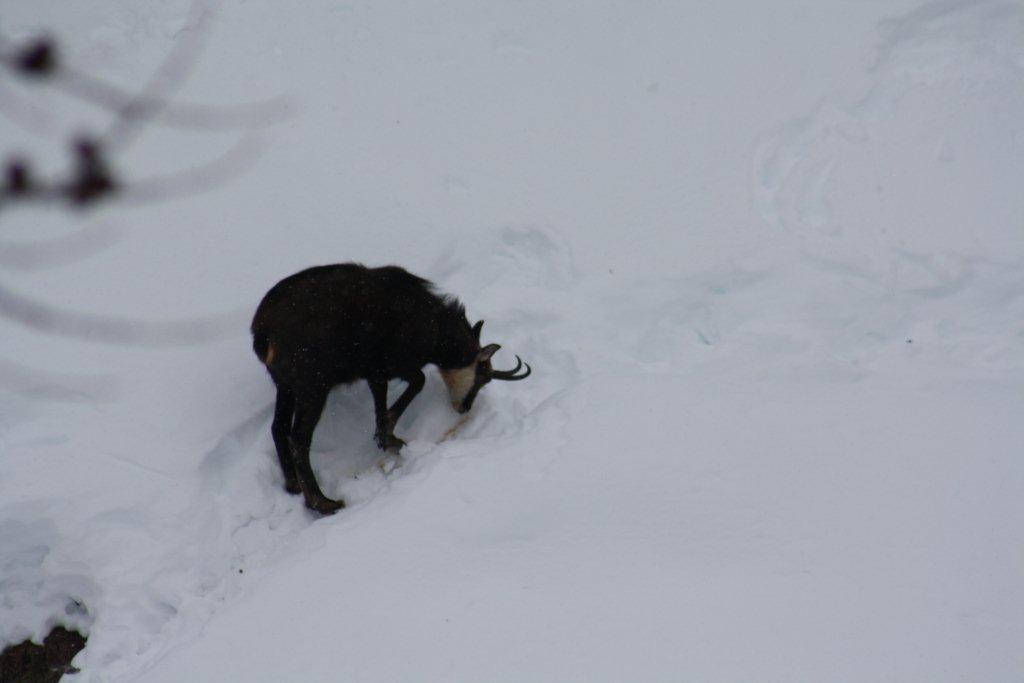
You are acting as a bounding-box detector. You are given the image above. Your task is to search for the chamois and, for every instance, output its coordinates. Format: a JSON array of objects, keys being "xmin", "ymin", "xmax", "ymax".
[{"xmin": 251, "ymin": 263, "xmax": 531, "ymax": 515}]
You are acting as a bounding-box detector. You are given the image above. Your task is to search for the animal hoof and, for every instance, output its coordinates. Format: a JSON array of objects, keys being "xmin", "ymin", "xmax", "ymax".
[
  {"xmin": 305, "ymin": 496, "xmax": 345, "ymax": 516},
  {"xmin": 378, "ymin": 453, "xmax": 405, "ymax": 475},
  {"xmin": 284, "ymin": 478, "xmax": 301, "ymax": 495},
  {"xmin": 375, "ymin": 433, "xmax": 406, "ymax": 453}
]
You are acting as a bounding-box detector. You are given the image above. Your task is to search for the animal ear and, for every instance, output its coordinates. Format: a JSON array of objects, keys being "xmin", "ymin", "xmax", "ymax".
[
  {"xmin": 471, "ymin": 320, "xmax": 484, "ymax": 341},
  {"xmin": 478, "ymin": 343, "xmax": 500, "ymax": 362}
]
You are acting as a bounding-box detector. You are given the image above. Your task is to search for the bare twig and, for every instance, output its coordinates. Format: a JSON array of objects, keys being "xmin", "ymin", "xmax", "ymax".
[
  {"xmin": 56, "ymin": 66, "xmax": 292, "ymax": 135},
  {"xmin": 0, "ymin": 135, "xmax": 119, "ymax": 211},
  {"xmin": 0, "ymin": 6, "xmax": 286, "ymax": 401},
  {"xmin": 100, "ymin": 0, "xmax": 214, "ymax": 151},
  {"xmin": 0, "ymin": 220, "xmax": 121, "ymax": 270},
  {"xmin": 1, "ymin": 24, "xmax": 286, "ymax": 214},
  {"xmin": 0, "ymin": 279, "xmax": 246, "ymax": 346},
  {"xmin": 0, "ymin": 132, "xmax": 264, "ymax": 211},
  {"xmin": 122, "ymin": 133, "xmax": 265, "ymax": 205},
  {"xmin": 0, "ymin": 32, "xmax": 291, "ymax": 138}
]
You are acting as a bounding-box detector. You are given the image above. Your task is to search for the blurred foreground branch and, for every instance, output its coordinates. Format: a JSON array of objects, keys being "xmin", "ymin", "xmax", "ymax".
[{"xmin": 0, "ymin": 3, "xmax": 287, "ymax": 395}]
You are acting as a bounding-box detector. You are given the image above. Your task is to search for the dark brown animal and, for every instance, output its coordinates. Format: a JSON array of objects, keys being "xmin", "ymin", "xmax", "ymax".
[{"xmin": 251, "ymin": 263, "xmax": 530, "ymax": 514}]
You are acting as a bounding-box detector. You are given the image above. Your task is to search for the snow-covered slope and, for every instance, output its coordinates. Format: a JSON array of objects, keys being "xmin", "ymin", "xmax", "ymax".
[{"xmin": 1, "ymin": 0, "xmax": 1022, "ymax": 680}]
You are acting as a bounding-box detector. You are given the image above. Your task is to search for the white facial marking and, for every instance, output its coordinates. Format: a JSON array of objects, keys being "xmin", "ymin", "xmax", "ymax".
[{"xmin": 440, "ymin": 364, "xmax": 476, "ymax": 407}]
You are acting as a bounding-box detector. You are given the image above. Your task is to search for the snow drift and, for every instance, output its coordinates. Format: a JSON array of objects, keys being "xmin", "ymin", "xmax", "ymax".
[{"xmin": 1, "ymin": 0, "xmax": 1022, "ymax": 680}]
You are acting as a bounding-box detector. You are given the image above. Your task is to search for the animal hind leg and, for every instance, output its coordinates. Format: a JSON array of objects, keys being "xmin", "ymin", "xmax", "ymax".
[
  {"xmin": 271, "ymin": 386, "xmax": 299, "ymax": 494},
  {"xmin": 289, "ymin": 390, "xmax": 344, "ymax": 515}
]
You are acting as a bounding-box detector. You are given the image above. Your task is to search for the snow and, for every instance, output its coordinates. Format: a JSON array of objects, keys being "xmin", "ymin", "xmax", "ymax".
[{"xmin": 1, "ymin": 0, "xmax": 1022, "ymax": 680}]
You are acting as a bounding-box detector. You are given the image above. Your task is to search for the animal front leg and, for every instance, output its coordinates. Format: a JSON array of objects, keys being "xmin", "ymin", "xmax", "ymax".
[
  {"xmin": 368, "ymin": 374, "xmax": 423, "ymax": 453},
  {"xmin": 368, "ymin": 379, "xmax": 403, "ymax": 452},
  {"xmin": 387, "ymin": 369, "xmax": 425, "ymax": 432}
]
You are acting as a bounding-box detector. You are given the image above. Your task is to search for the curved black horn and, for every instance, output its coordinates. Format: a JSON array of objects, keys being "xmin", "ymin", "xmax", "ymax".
[{"xmin": 491, "ymin": 355, "xmax": 531, "ymax": 381}]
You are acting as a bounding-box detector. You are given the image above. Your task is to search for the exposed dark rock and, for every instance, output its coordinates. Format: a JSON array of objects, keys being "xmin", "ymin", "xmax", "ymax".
[{"xmin": 0, "ymin": 627, "xmax": 86, "ymax": 683}]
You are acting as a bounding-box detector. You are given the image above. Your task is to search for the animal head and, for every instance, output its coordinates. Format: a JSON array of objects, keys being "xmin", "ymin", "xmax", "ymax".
[{"xmin": 440, "ymin": 320, "xmax": 531, "ymax": 414}]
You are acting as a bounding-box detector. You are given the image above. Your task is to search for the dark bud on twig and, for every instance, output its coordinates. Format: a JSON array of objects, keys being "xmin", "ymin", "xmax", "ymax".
[
  {"xmin": 15, "ymin": 38, "xmax": 57, "ymax": 78},
  {"xmin": 73, "ymin": 137, "xmax": 101, "ymax": 165},
  {"xmin": 66, "ymin": 136, "xmax": 117, "ymax": 207},
  {"xmin": 4, "ymin": 158, "xmax": 32, "ymax": 195}
]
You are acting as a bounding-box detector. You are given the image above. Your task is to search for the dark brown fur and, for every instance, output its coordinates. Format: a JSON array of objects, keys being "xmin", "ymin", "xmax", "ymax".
[
  {"xmin": 0, "ymin": 627, "xmax": 86, "ymax": 683},
  {"xmin": 251, "ymin": 263, "xmax": 507, "ymax": 515}
]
